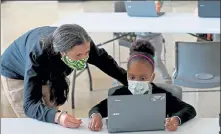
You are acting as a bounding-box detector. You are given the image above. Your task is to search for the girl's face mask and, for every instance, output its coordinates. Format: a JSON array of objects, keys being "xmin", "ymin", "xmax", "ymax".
[
  {"xmin": 128, "ymin": 80, "xmax": 152, "ymax": 95},
  {"xmin": 61, "ymin": 55, "xmax": 88, "ymax": 71},
  {"xmin": 128, "ymin": 74, "xmax": 153, "ymax": 95}
]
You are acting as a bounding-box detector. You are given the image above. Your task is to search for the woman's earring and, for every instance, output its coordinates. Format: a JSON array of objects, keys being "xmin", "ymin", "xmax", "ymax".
[{"xmin": 60, "ymin": 52, "xmax": 67, "ymax": 56}]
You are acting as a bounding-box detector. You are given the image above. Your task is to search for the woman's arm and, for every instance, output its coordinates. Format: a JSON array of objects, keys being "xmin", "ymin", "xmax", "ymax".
[
  {"xmin": 166, "ymin": 92, "xmax": 197, "ymax": 125},
  {"xmin": 87, "ymin": 41, "xmax": 128, "ymax": 86},
  {"xmin": 23, "ymin": 51, "xmax": 58, "ymax": 123}
]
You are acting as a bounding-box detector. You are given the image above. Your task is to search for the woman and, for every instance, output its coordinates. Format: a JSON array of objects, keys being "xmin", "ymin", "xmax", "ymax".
[
  {"xmin": 135, "ymin": 0, "xmax": 172, "ymax": 83},
  {"xmin": 88, "ymin": 39, "xmax": 196, "ymax": 132},
  {"xmin": 1, "ymin": 24, "xmax": 127, "ymax": 128}
]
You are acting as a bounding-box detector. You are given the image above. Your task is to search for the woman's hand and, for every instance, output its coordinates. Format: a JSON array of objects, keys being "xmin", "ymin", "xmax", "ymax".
[
  {"xmin": 55, "ymin": 112, "xmax": 82, "ymax": 128},
  {"xmin": 88, "ymin": 113, "xmax": 103, "ymax": 131},
  {"xmin": 165, "ymin": 117, "xmax": 179, "ymax": 131}
]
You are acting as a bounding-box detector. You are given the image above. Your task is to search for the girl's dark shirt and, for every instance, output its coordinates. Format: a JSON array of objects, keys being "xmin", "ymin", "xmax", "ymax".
[{"xmin": 89, "ymin": 83, "xmax": 197, "ymax": 125}]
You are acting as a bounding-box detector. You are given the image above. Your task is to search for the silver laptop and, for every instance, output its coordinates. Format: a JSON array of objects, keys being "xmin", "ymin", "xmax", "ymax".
[
  {"xmin": 107, "ymin": 93, "xmax": 166, "ymax": 133},
  {"xmin": 124, "ymin": 1, "xmax": 165, "ymax": 17},
  {"xmin": 198, "ymin": 0, "xmax": 220, "ymax": 18}
]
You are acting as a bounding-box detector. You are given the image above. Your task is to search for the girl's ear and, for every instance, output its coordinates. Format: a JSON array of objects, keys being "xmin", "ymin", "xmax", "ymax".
[{"xmin": 150, "ymin": 73, "xmax": 155, "ymax": 82}]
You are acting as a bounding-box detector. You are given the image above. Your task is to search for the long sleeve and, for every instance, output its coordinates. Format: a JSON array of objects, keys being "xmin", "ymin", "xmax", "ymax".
[
  {"xmin": 23, "ymin": 51, "xmax": 58, "ymax": 123},
  {"xmin": 89, "ymin": 86, "xmax": 128, "ymax": 118},
  {"xmin": 166, "ymin": 92, "xmax": 197, "ymax": 125},
  {"xmin": 89, "ymin": 99, "xmax": 108, "ymax": 118},
  {"xmin": 87, "ymin": 41, "xmax": 128, "ymax": 86}
]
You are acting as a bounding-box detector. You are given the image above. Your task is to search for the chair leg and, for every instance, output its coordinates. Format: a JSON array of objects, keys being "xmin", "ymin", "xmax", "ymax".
[
  {"xmin": 71, "ymin": 71, "xmax": 77, "ymax": 109},
  {"xmin": 113, "ymin": 35, "xmax": 116, "ymax": 59},
  {"xmin": 86, "ymin": 64, "xmax": 93, "ymax": 91},
  {"xmin": 118, "ymin": 41, "xmax": 121, "ymax": 66},
  {"xmin": 163, "ymin": 40, "xmax": 166, "ymax": 65}
]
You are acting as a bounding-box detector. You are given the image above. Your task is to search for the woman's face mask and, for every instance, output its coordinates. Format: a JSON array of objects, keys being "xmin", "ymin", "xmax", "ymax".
[{"xmin": 61, "ymin": 55, "xmax": 88, "ymax": 71}]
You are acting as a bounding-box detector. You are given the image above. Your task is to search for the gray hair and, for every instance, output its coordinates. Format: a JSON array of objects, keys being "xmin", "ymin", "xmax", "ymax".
[{"xmin": 52, "ymin": 24, "xmax": 91, "ymax": 53}]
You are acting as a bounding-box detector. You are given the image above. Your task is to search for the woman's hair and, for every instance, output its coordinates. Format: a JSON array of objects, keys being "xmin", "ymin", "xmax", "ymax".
[
  {"xmin": 128, "ymin": 39, "xmax": 155, "ymax": 69},
  {"xmin": 52, "ymin": 24, "xmax": 91, "ymax": 53},
  {"xmin": 39, "ymin": 24, "xmax": 91, "ymax": 106}
]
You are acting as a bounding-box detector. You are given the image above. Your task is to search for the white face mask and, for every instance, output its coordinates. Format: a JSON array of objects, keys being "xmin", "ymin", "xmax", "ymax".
[{"xmin": 128, "ymin": 80, "xmax": 152, "ymax": 95}]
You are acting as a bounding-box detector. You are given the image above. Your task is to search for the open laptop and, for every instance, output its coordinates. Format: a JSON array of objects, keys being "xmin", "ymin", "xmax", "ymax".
[
  {"xmin": 198, "ymin": 0, "xmax": 220, "ymax": 18},
  {"xmin": 124, "ymin": 1, "xmax": 165, "ymax": 17},
  {"xmin": 107, "ymin": 93, "xmax": 166, "ymax": 133}
]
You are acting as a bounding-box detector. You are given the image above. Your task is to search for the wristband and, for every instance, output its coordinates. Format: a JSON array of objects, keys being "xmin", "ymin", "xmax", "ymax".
[
  {"xmin": 58, "ymin": 111, "xmax": 67, "ymax": 125},
  {"xmin": 90, "ymin": 113, "xmax": 102, "ymax": 119}
]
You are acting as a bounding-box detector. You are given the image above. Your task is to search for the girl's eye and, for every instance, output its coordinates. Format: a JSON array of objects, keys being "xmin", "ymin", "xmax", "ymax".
[
  {"xmin": 141, "ymin": 77, "xmax": 147, "ymax": 81},
  {"xmin": 129, "ymin": 76, "xmax": 135, "ymax": 80}
]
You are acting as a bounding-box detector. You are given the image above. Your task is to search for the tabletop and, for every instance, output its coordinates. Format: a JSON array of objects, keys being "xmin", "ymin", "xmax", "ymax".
[
  {"xmin": 1, "ymin": 118, "xmax": 219, "ymax": 134},
  {"xmin": 53, "ymin": 12, "xmax": 220, "ymax": 33}
]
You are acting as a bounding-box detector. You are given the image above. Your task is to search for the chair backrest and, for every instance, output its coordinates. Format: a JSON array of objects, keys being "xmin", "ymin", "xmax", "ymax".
[
  {"xmin": 155, "ymin": 83, "xmax": 182, "ymax": 100},
  {"xmin": 173, "ymin": 41, "xmax": 220, "ymax": 89},
  {"xmin": 108, "ymin": 85, "xmax": 123, "ymax": 96},
  {"xmin": 213, "ymin": 34, "xmax": 220, "ymax": 41},
  {"xmin": 108, "ymin": 83, "xmax": 182, "ymax": 100},
  {"xmin": 114, "ymin": 1, "xmax": 126, "ymax": 12}
]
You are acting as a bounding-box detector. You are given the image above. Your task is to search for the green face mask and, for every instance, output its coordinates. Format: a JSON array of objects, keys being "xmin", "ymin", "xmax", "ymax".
[{"xmin": 61, "ymin": 56, "xmax": 88, "ymax": 71}]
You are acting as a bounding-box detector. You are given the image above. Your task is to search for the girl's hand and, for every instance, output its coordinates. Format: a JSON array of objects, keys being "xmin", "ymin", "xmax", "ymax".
[
  {"xmin": 165, "ymin": 117, "xmax": 179, "ymax": 131},
  {"xmin": 88, "ymin": 113, "xmax": 103, "ymax": 131}
]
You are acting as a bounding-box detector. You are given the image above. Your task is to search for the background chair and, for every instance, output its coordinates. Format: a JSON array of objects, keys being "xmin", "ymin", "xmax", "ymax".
[
  {"xmin": 172, "ymin": 41, "xmax": 220, "ymax": 89},
  {"xmin": 155, "ymin": 83, "xmax": 182, "ymax": 100},
  {"xmin": 108, "ymin": 83, "xmax": 183, "ymax": 100}
]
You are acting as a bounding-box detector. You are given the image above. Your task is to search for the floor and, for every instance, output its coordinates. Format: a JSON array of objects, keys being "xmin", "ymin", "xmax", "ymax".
[{"xmin": 1, "ymin": 1, "xmax": 220, "ymax": 118}]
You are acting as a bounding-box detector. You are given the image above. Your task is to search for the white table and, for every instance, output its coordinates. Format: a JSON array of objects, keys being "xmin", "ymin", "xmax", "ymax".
[
  {"xmin": 1, "ymin": 118, "xmax": 219, "ymax": 134},
  {"xmin": 53, "ymin": 13, "xmax": 220, "ymax": 33}
]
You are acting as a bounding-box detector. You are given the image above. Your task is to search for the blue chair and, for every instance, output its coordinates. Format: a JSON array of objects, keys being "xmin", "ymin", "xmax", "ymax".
[
  {"xmin": 155, "ymin": 83, "xmax": 182, "ymax": 100},
  {"xmin": 172, "ymin": 41, "xmax": 220, "ymax": 89}
]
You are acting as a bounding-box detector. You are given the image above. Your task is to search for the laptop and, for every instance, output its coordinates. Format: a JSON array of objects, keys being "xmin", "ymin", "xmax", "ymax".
[
  {"xmin": 107, "ymin": 93, "xmax": 166, "ymax": 133},
  {"xmin": 198, "ymin": 0, "xmax": 220, "ymax": 18},
  {"xmin": 124, "ymin": 1, "xmax": 165, "ymax": 17}
]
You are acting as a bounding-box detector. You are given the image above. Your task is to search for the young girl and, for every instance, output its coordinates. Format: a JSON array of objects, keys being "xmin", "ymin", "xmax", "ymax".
[{"xmin": 88, "ymin": 39, "xmax": 196, "ymax": 132}]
